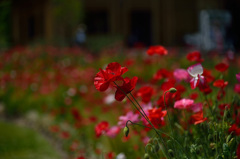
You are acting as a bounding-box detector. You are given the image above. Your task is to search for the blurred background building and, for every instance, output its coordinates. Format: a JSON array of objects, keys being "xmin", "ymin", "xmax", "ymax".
[{"xmin": 1, "ymin": 0, "xmax": 240, "ymax": 51}]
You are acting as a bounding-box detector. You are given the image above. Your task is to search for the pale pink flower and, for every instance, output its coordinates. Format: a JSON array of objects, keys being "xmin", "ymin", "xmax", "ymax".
[
  {"xmin": 105, "ymin": 126, "xmax": 121, "ymax": 138},
  {"xmin": 103, "ymin": 94, "xmax": 115, "ymax": 105},
  {"xmin": 142, "ymin": 136, "xmax": 150, "ymax": 145},
  {"xmin": 173, "ymin": 69, "xmax": 189, "ymax": 82},
  {"xmin": 174, "ymin": 98, "xmax": 194, "ymax": 109},
  {"xmin": 118, "ymin": 111, "xmax": 139, "ymax": 128},
  {"xmin": 187, "ymin": 63, "xmax": 204, "ymax": 89}
]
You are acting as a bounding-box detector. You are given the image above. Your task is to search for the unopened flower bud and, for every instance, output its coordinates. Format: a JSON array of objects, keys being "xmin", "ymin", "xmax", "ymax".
[
  {"xmin": 169, "ymin": 88, "xmax": 177, "ymax": 93},
  {"xmin": 144, "ymin": 153, "xmax": 150, "ymax": 159},
  {"xmin": 123, "ymin": 126, "xmax": 129, "ymax": 137},
  {"xmin": 168, "ymin": 149, "xmax": 174, "ymax": 157}
]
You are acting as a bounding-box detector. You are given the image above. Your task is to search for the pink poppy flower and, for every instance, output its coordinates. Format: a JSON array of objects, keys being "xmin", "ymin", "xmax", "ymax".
[
  {"xmin": 105, "ymin": 126, "xmax": 121, "ymax": 138},
  {"xmin": 173, "ymin": 69, "xmax": 189, "ymax": 82},
  {"xmin": 190, "ymin": 103, "xmax": 203, "ymax": 113},
  {"xmin": 187, "ymin": 63, "xmax": 204, "ymax": 89},
  {"xmin": 234, "ymin": 84, "xmax": 240, "ymax": 94},
  {"xmin": 118, "ymin": 111, "xmax": 139, "ymax": 128},
  {"xmin": 236, "ymin": 73, "xmax": 240, "ymax": 83},
  {"xmin": 174, "ymin": 98, "xmax": 194, "ymax": 109}
]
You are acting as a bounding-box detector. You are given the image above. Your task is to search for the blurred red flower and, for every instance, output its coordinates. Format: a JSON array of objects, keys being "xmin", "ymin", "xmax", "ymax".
[
  {"xmin": 152, "ymin": 69, "xmax": 173, "ymax": 82},
  {"xmin": 137, "ymin": 86, "xmax": 154, "ymax": 103},
  {"xmin": 147, "ymin": 108, "xmax": 167, "ymax": 128},
  {"xmin": 94, "ymin": 62, "xmax": 128, "ymax": 92},
  {"xmin": 215, "ymin": 63, "xmax": 229, "ymax": 72},
  {"xmin": 213, "ymin": 79, "xmax": 228, "ymax": 88},
  {"xmin": 190, "ymin": 111, "xmax": 207, "ymax": 125},
  {"xmin": 147, "ymin": 45, "xmax": 168, "ymax": 56},
  {"xmin": 95, "ymin": 121, "xmax": 109, "ymax": 138},
  {"xmin": 237, "ymin": 143, "xmax": 240, "ymax": 159},
  {"xmin": 228, "ymin": 124, "xmax": 240, "ymax": 136},
  {"xmin": 186, "ymin": 51, "xmax": 203, "ymax": 62}
]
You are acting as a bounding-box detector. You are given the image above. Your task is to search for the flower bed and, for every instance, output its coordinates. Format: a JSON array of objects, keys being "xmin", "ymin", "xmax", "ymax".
[{"xmin": 0, "ymin": 45, "xmax": 239, "ymax": 158}]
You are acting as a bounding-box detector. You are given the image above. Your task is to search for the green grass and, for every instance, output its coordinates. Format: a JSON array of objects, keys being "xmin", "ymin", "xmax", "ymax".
[{"xmin": 0, "ymin": 121, "xmax": 61, "ymax": 159}]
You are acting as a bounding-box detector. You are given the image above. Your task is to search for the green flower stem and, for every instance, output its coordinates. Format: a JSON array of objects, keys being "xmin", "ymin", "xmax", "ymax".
[{"xmin": 113, "ymin": 82, "xmax": 170, "ymax": 159}]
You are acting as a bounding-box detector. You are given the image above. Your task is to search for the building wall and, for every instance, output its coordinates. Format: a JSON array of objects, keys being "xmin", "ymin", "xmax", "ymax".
[{"xmin": 11, "ymin": 0, "xmax": 224, "ymax": 46}]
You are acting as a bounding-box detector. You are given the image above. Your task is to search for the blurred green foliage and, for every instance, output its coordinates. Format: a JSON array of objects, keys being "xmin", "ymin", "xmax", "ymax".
[
  {"xmin": 0, "ymin": 0, "xmax": 11, "ymax": 48},
  {"xmin": 0, "ymin": 121, "xmax": 60, "ymax": 159}
]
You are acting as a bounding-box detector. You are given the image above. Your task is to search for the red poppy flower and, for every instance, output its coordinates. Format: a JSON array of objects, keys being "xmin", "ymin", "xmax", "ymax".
[
  {"xmin": 137, "ymin": 86, "xmax": 154, "ymax": 103},
  {"xmin": 190, "ymin": 111, "xmax": 207, "ymax": 125},
  {"xmin": 115, "ymin": 77, "xmax": 138, "ymax": 101},
  {"xmin": 71, "ymin": 107, "xmax": 82, "ymax": 121},
  {"xmin": 152, "ymin": 69, "xmax": 173, "ymax": 81},
  {"xmin": 199, "ymin": 82, "xmax": 212, "ymax": 95},
  {"xmin": 106, "ymin": 152, "xmax": 115, "ymax": 159},
  {"xmin": 228, "ymin": 124, "xmax": 240, "ymax": 136},
  {"xmin": 189, "ymin": 93, "xmax": 198, "ymax": 100},
  {"xmin": 160, "ymin": 78, "xmax": 176, "ymax": 91},
  {"xmin": 147, "ymin": 45, "xmax": 168, "ymax": 56},
  {"xmin": 94, "ymin": 62, "xmax": 128, "ymax": 92},
  {"xmin": 147, "ymin": 108, "xmax": 167, "ymax": 128},
  {"xmin": 215, "ymin": 63, "xmax": 229, "ymax": 72},
  {"xmin": 202, "ymin": 69, "xmax": 215, "ymax": 83},
  {"xmin": 95, "ymin": 121, "xmax": 109, "ymax": 138},
  {"xmin": 186, "ymin": 51, "xmax": 203, "ymax": 62},
  {"xmin": 213, "ymin": 79, "xmax": 228, "ymax": 88},
  {"xmin": 237, "ymin": 143, "xmax": 240, "ymax": 159},
  {"xmin": 218, "ymin": 104, "xmax": 230, "ymax": 116}
]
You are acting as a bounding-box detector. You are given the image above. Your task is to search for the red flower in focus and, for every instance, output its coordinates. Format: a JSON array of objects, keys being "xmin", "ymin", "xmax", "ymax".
[
  {"xmin": 95, "ymin": 121, "xmax": 109, "ymax": 138},
  {"xmin": 77, "ymin": 156, "xmax": 85, "ymax": 159},
  {"xmin": 115, "ymin": 77, "xmax": 138, "ymax": 101},
  {"xmin": 147, "ymin": 45, "xmax": 168, "ymax": 56},
  {"xmin": 94, "ymin": 62, "xmax": 128, "ymax": 92},
  {"xmin": 186, "ymin": 51, "xmax": 203, "ymax": 62},
  {"xmin": 215, "ymin": 63, "xmax": 229, "ymax": 72},
  {"xmin": 137, "ymin": 86, "xmax": 154, "ymax": 103},
  {"xmin": 190, "ymin": 111, "xmax": 207, "ymax": 125},
  {"xmin": 228, "ymin": 124, "xmax": 240, "ymax": 136},
  {"xmin": 147, "ymin": 108, "xmax": 167, "ymax": 128}
]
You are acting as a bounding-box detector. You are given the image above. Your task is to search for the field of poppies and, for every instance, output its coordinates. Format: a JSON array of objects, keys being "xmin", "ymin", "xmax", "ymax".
[{"xmin": 0, "ymin": 45, "xmax": 240, "ymax": 159}]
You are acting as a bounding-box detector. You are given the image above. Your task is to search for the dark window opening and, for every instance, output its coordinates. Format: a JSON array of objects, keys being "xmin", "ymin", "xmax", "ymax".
[
  {"xmin": 28, "ymin": 16, "xmax": 35, "ymax": 39},
  {"xmin": 85, "ymin": 10, "xmax": 109, "ymax": 34},
  {"xmin": 128, "ymin": 10, "xmax": 152, "ymax": 47}
]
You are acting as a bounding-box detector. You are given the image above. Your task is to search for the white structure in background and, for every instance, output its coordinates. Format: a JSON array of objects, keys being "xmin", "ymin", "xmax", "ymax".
[{"xmin": 185, "ymin": 10, "xmax": 232, "ymax": 52}]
